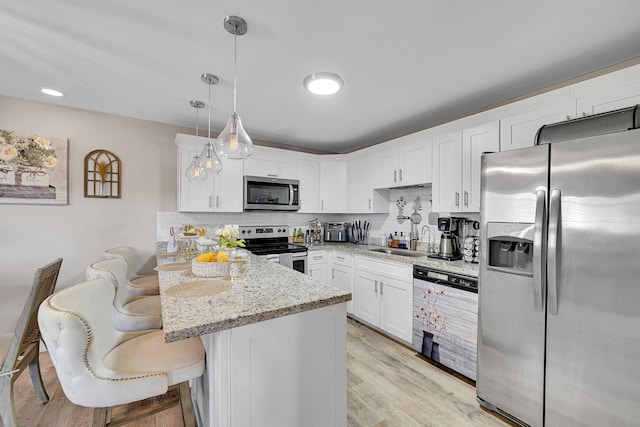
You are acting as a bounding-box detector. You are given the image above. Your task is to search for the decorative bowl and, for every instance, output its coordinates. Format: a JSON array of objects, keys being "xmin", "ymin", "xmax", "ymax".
[{"xmin": 192, "ymin": 259, "xmax": 230, "ymax": 278}]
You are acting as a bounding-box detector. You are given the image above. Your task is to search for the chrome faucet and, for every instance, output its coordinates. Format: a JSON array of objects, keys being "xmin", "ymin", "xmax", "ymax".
[{"xmin": 422, "ymin": 225, "xmax": 435, "ymax": 253}]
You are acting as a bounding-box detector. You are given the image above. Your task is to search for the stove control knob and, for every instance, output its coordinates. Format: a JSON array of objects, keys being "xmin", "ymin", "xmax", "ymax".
[
  {"xmin": 241, "ymin": 230, "xmax": 246, "ymax": 234},
  {"xmin": 247, "ymin": 230, "xmax": 251, "ymax": 234}
]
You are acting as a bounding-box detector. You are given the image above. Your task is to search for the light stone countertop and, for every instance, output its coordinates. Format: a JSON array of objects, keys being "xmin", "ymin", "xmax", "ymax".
[
  {"xmin": 157, "ymin": 254, "xmax": 351, "ymax": 343},
  {"xmin": 304, "ymin": 242, "xmax": 480, "ymax": 277}
]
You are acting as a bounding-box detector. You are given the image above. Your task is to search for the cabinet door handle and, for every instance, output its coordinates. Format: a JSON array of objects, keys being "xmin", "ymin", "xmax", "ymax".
[
  {"xmin": 332, "ymin": 268, "xmax": 335, "ymax": 280},
  {"xmin": 368, "ymin": 198, "xmax": 372, "ymax": 209},
  {"xmin": 463, "ymin": 191, "xmax": 469, "ymax": 207},
  {"xmin": 455, "ymin": 192, "xmax": 460, "ymax": 207},
  {"xmin": 209, "ymin": 195, "xmax": 213, "ymax": 208},
  {"xmin": 399, "ymin": 169, "xmax": 403, "ymax": 182},
  {"xmin": 394, "ymin": 170, "xmax": 397, "ymax": 183},
  {"xmin": 337, "ymin": 256, "xmax": 344, "ymax": 262},
  {"xmin": 374, "ymin": 280, "xmax": 378, "ymax": 294},
  {"xmin": 313, "ymin": 256, "xmax": 323, "ymax": 261},
  {"xmin": 380, "ymin": 281, "xmax": 384, "ymax": 296},
  {"xmin": 321, "ymin": 200, "xmax": 324, "ymax": 210},
  {"xmin": 267, "ymin": 174, "xmax": 278, "ymax": 177},
  {"xmin": 216, "ymin": 195, "xmax": 220, "ymax": 208}
]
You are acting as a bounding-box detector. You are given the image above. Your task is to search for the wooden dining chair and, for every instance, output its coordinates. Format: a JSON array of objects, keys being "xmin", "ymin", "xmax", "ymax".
[{"xmin": 0, "ymin": 258, "xmax": 63, "ymax": 427}]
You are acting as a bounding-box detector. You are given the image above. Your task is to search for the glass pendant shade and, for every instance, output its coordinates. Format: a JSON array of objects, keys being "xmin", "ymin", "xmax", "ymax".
[
  {"xmin": 215, "ymin": 112, "xmax": 253, "ymax": 159},
  {"xmin": 185, "ymin": 155, "xmax": 208, "ymax": 181},
  {"xmin": 196, "ymin": 140, "xmax": 223, "ymax": 174}
]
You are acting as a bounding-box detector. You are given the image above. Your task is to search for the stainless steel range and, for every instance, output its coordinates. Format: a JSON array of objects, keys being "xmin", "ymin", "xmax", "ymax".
[{"xmin": 239, "ymin": 225, "xmax": 307, "ymax": 274}]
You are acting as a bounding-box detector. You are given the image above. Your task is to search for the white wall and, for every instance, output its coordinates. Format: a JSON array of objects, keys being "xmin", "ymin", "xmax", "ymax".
[{"xmin": 0, "ymin": 96, "xmax": 187, "ymax": 333}]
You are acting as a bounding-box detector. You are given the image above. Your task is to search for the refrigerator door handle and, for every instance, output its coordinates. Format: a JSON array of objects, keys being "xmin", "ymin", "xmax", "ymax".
[
  {"xmin": 548, "ymin": 189, "xmax": 561, "ymax": 315},
  {"xmin": 533, "ymin": 189, "xmax": 547, "ymax": 312}
]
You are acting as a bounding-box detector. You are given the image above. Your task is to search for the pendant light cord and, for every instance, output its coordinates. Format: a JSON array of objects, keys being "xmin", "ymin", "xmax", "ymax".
[
  {"xmin": 233, "ymin": 27, "xmax": 238, "ymax": 114},
  {"xmin": 208, "ymin": 81, "xmax": 212, "ymax": 139},
  {"xmin": 195, "ymin": 107, "xmax": 199, "ymax": 136}
]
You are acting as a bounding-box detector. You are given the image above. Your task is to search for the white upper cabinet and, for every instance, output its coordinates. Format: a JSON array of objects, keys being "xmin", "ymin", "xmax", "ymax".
[
  {"xmin": 319, "ymin": 160, "xmax": 347, "ymax": 213},
  {"xmin": 575, "ymin": 82, "xmax": 640, "ymax": 117},
  {"xmin": 461, "ymin": 121, "xmax": 500, "ymax": 212},
  {"xmin": 297, "ymin": 158, "xmax": 321, "ymax": 213},
  {"xmin": 432, "ymin": 121, "xmax": 499, "ymax": 213},
  {"xmin": 401, "ymin": 135, "xmax": 433, "ymax": 186},
  {"xmin": 371, "ymin": 133, "xmax": 432, "ymax": 188},
  {"xmin": 243, "ymin": 146, "xmax": 299, "ymax": 179},
  {"xmin": 371, "ymin": 149, "xmax": 398, "ymax": 189},
  {"xmin": 346, "ymin": 154, "xmax": 389, "ymax": 214},
  {"xmin": 499, "ymin": 101, "xmax": 575, "ymax": 151},
  {"xmin": 175, "ymin": 134, "xmax": 243, "ymax": 212},
  {"xmin": 432, "ymin": 130, "xmax": 462, "ymax": 212}
]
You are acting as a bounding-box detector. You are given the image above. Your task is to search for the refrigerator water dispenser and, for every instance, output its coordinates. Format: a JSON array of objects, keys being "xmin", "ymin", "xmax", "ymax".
[{"xmin": 486, "ymin": 222, "xmax": 535, "ymax": 276}]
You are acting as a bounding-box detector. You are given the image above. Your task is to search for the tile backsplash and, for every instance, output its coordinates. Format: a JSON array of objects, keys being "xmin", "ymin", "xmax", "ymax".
[{"xmin": 157, "ymin": 185, "xmax": 478, "ymax": 249}]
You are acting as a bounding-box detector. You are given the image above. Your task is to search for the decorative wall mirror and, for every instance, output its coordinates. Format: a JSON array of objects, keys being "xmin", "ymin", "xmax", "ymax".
[{"xmin": 84, "ymin": 149, "xmax": 121, "ymax": 198}]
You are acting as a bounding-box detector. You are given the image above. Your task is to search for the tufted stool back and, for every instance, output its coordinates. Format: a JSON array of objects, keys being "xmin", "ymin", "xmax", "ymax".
[
  {"xmin": 104, "ymin": 246, "xmax": 159, "ymax": 296},
  {"xmin": 37, "ymin": 278, "xmax": 167, "ymax": 408},
  {"xmin": 86, "ymin": 258, "xmax": 162, "ymax": 331},
  {"xmin": 86, "ymin": 258, "xmax": 129, "ymax": 310}
]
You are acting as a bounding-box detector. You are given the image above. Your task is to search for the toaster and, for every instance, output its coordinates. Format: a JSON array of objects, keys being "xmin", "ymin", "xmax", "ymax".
[{"xmin": 324, "ymin": 222, "xmax": 351, "ymax": 242}]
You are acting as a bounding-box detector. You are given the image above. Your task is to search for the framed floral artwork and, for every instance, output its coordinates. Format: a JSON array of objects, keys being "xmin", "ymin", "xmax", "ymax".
[{"xmin": 0, "ymin": 129, "xmax": 68, "ymax": 205}]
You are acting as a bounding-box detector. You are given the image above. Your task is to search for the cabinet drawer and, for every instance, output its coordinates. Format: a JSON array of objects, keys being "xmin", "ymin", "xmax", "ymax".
[
  {"xmin": 331, "ymin": 252, "xmax": 352, "ymax": 268},
  {"xmin": 354, "ymin": 255, "xmax": 411, "ymax": 280},
  {"xmin": 309, "ymin": 250, "xmax": 326, "ymax": 265}
]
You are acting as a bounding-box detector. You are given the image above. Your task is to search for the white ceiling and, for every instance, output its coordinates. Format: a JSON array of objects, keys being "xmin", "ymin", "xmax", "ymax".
[{"xmin": 2, "ymin": 1, "xmax": 640, "ymax": 153}]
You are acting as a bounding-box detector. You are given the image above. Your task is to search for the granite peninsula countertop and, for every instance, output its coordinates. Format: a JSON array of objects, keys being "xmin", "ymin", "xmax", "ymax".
[
  {"xmin": 157, "ymin": 254, "xmax": 351, "ymax": 343},
  {"xmin": 304, "ymin": 242, "xmax": 479, "ymax": 277}
]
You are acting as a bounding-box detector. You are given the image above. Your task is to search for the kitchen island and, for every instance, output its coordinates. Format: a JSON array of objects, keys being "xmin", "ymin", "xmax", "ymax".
[{"xmin": 157, "ymin": 254, "xmax": 351, "ymax": 427}]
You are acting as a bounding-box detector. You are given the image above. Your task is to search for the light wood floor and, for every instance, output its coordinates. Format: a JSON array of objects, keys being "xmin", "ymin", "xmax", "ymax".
[{"xmin": 4, "ymin": 318, "xmax": 510, "ymax": 427}]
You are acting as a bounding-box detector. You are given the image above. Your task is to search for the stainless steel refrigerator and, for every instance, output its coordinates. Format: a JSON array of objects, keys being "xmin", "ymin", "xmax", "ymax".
[{"xmin": 477, "ymin": 106, "xmax": 640, "ymax": 427}]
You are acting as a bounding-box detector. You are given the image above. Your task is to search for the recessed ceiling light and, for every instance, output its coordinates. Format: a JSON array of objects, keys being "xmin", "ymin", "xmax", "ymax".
[
  {"xmin": 303, "ymin": 72, "xmax": 344, "ymax": 95},
  {"xmin": 40, "ymin": 88, "xmax": 66, "ymax": 97}
]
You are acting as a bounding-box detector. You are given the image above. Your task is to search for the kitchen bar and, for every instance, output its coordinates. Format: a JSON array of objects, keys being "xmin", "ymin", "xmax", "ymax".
[{"xmin": 157, "ymin": 253, "xmax": 351, "ymax": 427}]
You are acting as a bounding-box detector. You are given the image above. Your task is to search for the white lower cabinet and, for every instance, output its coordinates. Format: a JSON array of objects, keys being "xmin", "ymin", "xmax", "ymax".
[
  {"xmin": 330, "ymin": 252, "xmax": 353, "ymax": 314},
  {"xmin": 353, "ymin": 255, "xmax": 413, "ymax": 343},
  {"xmin": 308, "ymin": 250, "xmax": 328, "ymax": 282}
]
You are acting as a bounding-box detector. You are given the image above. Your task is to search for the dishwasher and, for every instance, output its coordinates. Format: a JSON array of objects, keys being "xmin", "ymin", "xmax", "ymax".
[{"xmin": 412, "ymin": 265, "xmax": 479, "ymax": 381}]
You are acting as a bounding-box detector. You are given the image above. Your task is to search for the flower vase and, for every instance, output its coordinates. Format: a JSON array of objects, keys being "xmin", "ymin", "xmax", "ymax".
[
  {"xmin": 98, "ymin": 179, "xmax": 109, "ymax": 197},
  {"xmin": 229, "ymin": 248, "xmax": 249, "ymax": 279},
  {"xmin": 431, "ymin": 342, "xmax": 441, "ymax": 362},
  {"xmin": 17, "ymin": 166, "xmax": 49, "ymax": 187},
  {"xmin": 421, "ymin": 331, "xmax": 434, "ymax": 358}
]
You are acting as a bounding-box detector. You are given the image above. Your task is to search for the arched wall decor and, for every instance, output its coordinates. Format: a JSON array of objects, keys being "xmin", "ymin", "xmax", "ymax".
[{"xmin": 84, "ymin": 149, "xmax": 121, "ymax": 198}]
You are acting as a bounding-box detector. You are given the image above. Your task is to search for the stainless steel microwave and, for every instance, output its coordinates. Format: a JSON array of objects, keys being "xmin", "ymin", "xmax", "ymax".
[{"xmin": 243, "ymin": 176, "xmax": 300, "ymax": 211}]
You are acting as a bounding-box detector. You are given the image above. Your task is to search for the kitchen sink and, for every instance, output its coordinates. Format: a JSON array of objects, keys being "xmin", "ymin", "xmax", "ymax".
[{"xmin": 366, "ymin": 248, "xmax": 429, "ymax": 258}]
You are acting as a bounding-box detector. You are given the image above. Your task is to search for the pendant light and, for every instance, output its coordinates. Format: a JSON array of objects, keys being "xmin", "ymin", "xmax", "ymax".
[
  {"xmin": 185, "ymin": 100, "xmax": 208, "ymax": 181},
  {"xmin": 196, "ymin": 73, "xmax": 223, "ymax": 174},
  {"xmin": 215, "ymin": 15, "xmax": 253, "ymax": 160}
]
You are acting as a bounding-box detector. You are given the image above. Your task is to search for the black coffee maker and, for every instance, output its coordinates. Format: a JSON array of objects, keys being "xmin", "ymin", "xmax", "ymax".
[{"xmin": 428, "ymin": 217, "xmax": 464, "ymax": 261}]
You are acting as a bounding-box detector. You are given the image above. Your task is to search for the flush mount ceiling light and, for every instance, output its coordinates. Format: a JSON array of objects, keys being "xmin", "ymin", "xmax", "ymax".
[
  {"xmin": 303, "ymin": 72, "xmax": 344, "ymax": 95},
  {"xmin": 215, "ymin": 15, "xmax": 254, "ymax": 160},
  {"xmin": 40, "ymin": 87, "xmax": 65, "ymax": 97},
  {"xmin": 196, "ymin": 73, "xmax": 223, "ymax": 175}
]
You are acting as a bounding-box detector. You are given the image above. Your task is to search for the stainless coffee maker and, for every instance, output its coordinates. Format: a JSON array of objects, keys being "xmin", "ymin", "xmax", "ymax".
[{"xmin": 428, "ymin": 217, "xmax": 464, "ymax": 261}]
